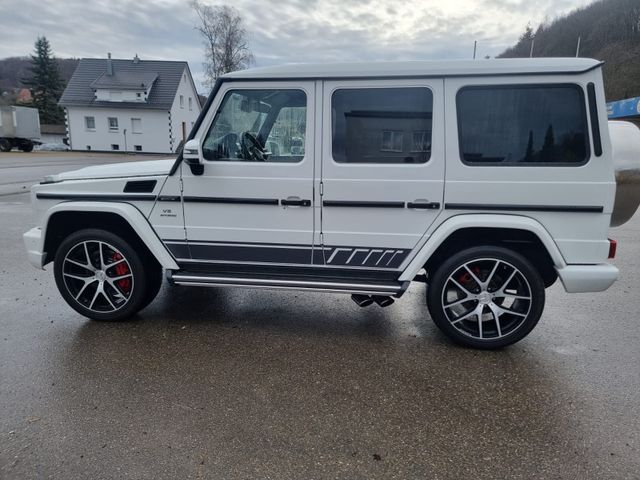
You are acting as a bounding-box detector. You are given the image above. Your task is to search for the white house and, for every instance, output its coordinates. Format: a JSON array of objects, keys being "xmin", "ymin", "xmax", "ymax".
[{"xmin": 59, "ymin": 54, "xmax": 201, "ymax": 154}]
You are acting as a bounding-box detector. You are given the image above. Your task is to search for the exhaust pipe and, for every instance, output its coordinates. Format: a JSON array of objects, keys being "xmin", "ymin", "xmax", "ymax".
[
  {"xmin": 372, "ymin": 295, "xmax": 394, "ymax": 308},
  {"xmin": 351, "ymin": 294, "xmax": 374, "ymax": 307}
]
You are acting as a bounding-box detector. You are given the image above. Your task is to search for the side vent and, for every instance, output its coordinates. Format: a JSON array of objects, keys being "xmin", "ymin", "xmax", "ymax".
[{"xmin": 123, "ymin": 180, "xmax": 157, "ymax": 193}]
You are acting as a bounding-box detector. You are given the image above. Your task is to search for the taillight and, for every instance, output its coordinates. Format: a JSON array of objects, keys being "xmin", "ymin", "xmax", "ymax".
[{"xmin": 608, "ymin": 238, "xmax": 617, "ymax": 259}]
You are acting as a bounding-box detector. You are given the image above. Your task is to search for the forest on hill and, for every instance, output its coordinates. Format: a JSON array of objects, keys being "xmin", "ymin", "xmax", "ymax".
[
  {"xmin": 499, "ymin": 0, "xmax": 640, "ymax": 101},
  {"xmin": 0, "ymin": 57, "xmax": 78, "ymax": 93}
]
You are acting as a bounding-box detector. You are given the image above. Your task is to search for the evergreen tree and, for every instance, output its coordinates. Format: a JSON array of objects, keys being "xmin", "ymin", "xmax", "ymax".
[
  {"xmin": 524, "ymin": 130, "xmax": 534, "ymax": 162},
  {"xmin": 541, "ymin": 125, "xmax": 555, "ymax": 162},
  {"xmin": 23, "ymin": 37, "xmax": 64, "ymax": 124}
]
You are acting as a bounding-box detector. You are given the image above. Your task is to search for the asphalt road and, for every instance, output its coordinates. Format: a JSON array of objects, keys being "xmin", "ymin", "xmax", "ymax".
[{"xmin": 1, "ymin": 153, "xmax": 639, "ymax": 479}]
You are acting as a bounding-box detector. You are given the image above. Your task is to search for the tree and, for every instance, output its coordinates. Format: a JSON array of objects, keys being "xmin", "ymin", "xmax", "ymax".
[
  {"xmin": 191, "ymin": 1, "xmax": 254, "ymax": 90},
  {"xmin": 23, "ymin": 37, "xmax": 64, "ymax": 124},
  {"xmin": 541, "ymin": 125, "xmax": 555, "ymax": 162},
  {"xmin": 523, "ymin": 130, "xmax": 534, "ymax": 162}
]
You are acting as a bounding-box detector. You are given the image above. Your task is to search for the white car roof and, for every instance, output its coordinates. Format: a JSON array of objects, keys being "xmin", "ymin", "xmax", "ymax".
[{"xmin": 222, "ymin": 58, "xmax": 602, "ymax": 80}]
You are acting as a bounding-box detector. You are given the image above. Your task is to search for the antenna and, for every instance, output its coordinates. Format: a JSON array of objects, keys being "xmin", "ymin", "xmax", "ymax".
[
  {"xmin": 575, "ymin": 36, "xmax": 581, "ymax": 57},
  {"xmin": 529, "ymin": 39, "xmax": 535, "ymax": 58},
  {"xmin": 473, "ymin": 40, "xmax": 477, "ymax": 59}
]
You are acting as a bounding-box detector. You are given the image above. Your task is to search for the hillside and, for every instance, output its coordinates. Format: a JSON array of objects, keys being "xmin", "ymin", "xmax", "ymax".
[
  {"xmin": 0, "ymin": 56, "xmax": 78, "ymax": 92},
  {"xmin": 499, "ymin": 0, "xmax": 640, "ymax": 101}
]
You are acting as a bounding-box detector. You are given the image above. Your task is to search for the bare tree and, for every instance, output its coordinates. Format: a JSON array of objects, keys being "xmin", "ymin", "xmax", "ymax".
[{"xmin": 191, "ymin": 1, "xmax": 254, "ymax": 89}]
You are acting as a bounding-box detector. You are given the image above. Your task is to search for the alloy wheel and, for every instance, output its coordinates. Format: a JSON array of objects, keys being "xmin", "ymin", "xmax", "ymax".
[
  {"xmin": 441, "ymin": 258, "xmax": 532, "ymax": 340},
  {"xmin": 61, "ymin": 240, "xmax": 135, "ymax": 313}
]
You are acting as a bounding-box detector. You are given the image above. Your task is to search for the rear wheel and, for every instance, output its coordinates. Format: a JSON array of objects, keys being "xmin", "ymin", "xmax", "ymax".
[
  {"xmin": 53, "ymin": 229, "xmax": 150, "ymax": 321},
  {"xmin": 0, "ymin": 139, "xmax": 11, "ymax": 152},
  {"xmin": 427, "ymin": 246, "xmax": 545, "ymax": 349}
]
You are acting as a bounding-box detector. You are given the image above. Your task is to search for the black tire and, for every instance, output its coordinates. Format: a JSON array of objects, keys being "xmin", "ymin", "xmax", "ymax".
[
  {"xmin": 0, "ymin": 139, "xmax": 11, "ymax": 152},
  {"xmin": 19, "ymin": 141, "xmax": 34, "ymax": 152},
  {"xmin": 426, "ymin": 246, "xmax": 545, "ymax": 349},
  {"xmin": 53, "ymin": 229, "xmax": 150, "ymax": 321}
]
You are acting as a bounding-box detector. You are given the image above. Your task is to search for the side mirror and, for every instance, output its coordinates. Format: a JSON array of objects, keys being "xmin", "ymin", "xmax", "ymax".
[{"xmin": 183, "ymin": 139, "xmax": 204, "ymax": 176}]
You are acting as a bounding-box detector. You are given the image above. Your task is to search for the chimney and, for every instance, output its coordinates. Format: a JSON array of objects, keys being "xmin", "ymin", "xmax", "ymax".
[
  {"xmin": 107, "ymin": 52, "xmax": 113, "ymax": 76},
  {"xmin": 133, "ymin": 54, "xmax": 140, "ymax": 64}
]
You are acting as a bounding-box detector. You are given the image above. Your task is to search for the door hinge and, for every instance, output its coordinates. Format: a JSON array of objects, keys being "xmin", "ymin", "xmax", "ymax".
[{"xmin": 179, "ymin": 176, "xmax": 184, "ymax": 193}]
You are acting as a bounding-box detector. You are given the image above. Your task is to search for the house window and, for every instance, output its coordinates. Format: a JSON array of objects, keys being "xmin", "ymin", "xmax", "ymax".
[
  {"xmin": 134, "ymin": 145, "xmax": 142, "ymax": 152},
  {"xmin": 131, "ymin": 118, "xmax": 142, "ymax": 134},
  {"xmin": 86, "ymin": 145, "xmax": 91, "ymax": 151},
  {"xmin": 180, "ymin": 95, "xmax": 184, "ymax": 108},
  {"xmin": 331, "ymin": 87, "xmax": 433, "ymax": 164},
  {"xmin": 111, "ymin": 144, "xmax": 120, "ymax": 151},
  {"xmin": 136, "ymin": 92, "xmax": 142, "ymax": 99},
  {"xmin": 188, "ymin": 97, "xmax": 193, "ymax": 111},
  {"xmin": 84, "ymin": 116, "xmax": 95, "ymax": 130},
  {"xmin": 411, "ymin": 130, "xmax": 431, "ymax": 152},
  {"xmin": 381, "ymin": 131, "xmax": 403, "ymax": 152},
  {"xmin": 108, "ymin": 117, "xmax": 118, "ymax": 131}
]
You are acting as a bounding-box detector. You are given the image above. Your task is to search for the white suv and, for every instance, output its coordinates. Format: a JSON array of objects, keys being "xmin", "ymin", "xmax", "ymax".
[{"xmin": 23, "ymin": 58, "xmax": 640, "ymax": 349}]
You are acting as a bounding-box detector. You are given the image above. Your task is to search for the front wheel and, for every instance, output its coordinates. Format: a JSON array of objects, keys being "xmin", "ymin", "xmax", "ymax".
[
  {"xmin": 426, "ymin": 246, "xmax": 545, "ymax": 349},
  {"xmin": 53, "ymin": 229, "xmax": 150, "ymax": 321}
]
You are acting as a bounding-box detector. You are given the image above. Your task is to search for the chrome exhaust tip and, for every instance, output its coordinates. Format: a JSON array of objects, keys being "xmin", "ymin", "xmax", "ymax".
[
  {"xmin": 351, "ymin": 294, "xmax": 374, "ymax": 307},
  {"xmin": 372, "ymin": 295, "xmax": 395, "ymax": 308}
]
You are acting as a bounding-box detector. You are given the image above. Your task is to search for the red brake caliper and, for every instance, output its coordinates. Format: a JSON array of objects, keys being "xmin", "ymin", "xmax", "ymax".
[
  {"xmin": 111, "ymin": 252, "xmax": 131, "ymax": 294},
  {"xmin": 458, "ymin": 266, "xmax": 482, "ymax": 291}
]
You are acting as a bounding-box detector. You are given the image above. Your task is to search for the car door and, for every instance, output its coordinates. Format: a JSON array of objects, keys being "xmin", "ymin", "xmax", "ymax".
[
  {"xmin": 174, "ymin": 82, "xmax": 315, "ymax": 270},
  {"xmin": 317, "ymin": 79, "xmax": 445, "ymax": 272}
]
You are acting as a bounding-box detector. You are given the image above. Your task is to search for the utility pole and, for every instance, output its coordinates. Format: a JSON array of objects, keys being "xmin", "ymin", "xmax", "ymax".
[
  {"xmin": 575, "ymin": 36, "xmax": 581, "ymax": 57},
  {"xmin": 473, "ymin": 40, "xmax": 477, "ymax": 59}
]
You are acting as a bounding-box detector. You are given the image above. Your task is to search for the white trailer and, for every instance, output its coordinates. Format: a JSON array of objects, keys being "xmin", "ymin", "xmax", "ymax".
[{"xmin": 0, "ymin": 105, "xmax": 41, "ymax": 152}]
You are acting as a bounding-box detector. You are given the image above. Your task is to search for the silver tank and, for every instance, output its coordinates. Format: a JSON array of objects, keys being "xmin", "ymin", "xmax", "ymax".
[{"xmin": 609, "ymin": 121, "xmax": 640, "ymax": 227}]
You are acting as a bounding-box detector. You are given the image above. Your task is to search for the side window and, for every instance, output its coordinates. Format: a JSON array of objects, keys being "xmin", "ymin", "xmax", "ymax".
[
  {"xmin": 265, "ymin": 106, "xmax": 307, "ymax": 161},
  {"xmin": 331, "ymin": 87, "xmax": 433, "ymax": 164},
  {"xmin": 202, "ymin": 89, "xmax": 307, "ymax": 163},
  {"xmin": 457, "ymin": 85, "xmax": 589, "ymax": 165}
]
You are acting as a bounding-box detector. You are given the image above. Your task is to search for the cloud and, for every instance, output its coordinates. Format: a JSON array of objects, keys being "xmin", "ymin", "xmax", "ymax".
[{"xmin": 0, "ymin": 0, "xmax": 595, "ymax": 92}]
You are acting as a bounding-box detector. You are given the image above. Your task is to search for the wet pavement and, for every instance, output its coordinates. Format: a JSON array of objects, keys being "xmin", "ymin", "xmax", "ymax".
[{"xmin": 1, "ymin": 155, "xmax": 640, "ymax": 479}]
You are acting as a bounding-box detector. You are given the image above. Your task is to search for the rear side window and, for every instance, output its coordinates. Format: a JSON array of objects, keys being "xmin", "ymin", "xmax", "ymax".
[
  {"xmin": 332, "ymin": 87, "xmax": 433, "ymax": 164},
  {"xmin": 457, "ymin": 85, "xmax": 589, "ymax": 165}
]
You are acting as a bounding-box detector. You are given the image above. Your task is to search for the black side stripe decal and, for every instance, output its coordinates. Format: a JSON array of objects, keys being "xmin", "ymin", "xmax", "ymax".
[
  {"xmin": 163, "ymin": 240, "xmax": 410, "ymax": 269},
  {"xmin": 445, "ymin": 203, "xmax": 604, "ymax": 213}
]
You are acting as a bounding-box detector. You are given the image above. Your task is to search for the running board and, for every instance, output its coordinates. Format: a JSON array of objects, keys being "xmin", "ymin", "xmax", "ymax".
[{"xmin": 168, "ymin": 271, "xmax": 406, "ymax": 296}]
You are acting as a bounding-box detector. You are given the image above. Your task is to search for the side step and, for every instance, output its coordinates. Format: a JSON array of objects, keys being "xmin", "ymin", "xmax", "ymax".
[{"xmin": 168, "ymin": 271, "xmax": 406, "ymax": 296}]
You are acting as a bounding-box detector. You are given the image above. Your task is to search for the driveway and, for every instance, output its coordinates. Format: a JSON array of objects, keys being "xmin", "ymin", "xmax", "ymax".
[{"xmin": 1, "ymin": 153, "xmax": 639, "ymax": 479}]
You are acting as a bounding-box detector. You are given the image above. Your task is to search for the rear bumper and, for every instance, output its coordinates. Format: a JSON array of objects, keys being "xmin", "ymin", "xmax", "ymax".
[
  {"xmin": 556, "ymin": 264, "xmax": 618, "ymax": 293},
  {"xmin": 23, "ymin": 227, "xmax": 45, "ymax": 270}
]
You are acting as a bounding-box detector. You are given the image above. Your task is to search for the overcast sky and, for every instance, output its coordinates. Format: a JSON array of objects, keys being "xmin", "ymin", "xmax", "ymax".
[{"xmin": 0, "ymin": 0, "xmax": 594, "ymax": 92}]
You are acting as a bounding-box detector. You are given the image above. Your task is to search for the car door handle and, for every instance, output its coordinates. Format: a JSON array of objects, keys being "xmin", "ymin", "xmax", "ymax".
[
  {"xmin": 281, "ymin": 197, "xmax": 311, "ymax": 207},
  {"xmin": 407, "ymin": 200, "xmax": 441, "ymax": 210}
]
